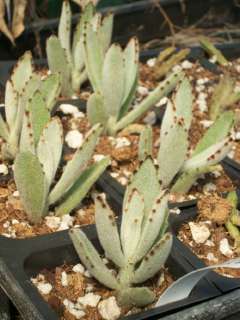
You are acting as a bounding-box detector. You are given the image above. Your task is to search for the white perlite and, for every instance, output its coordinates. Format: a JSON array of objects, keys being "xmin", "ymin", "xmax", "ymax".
[
  {"xmin": 77, "ymin": 293, "xmax": 101, "ymax": 307},
  {"xmin": 63, "ymin": 299, "xmax": 86, "ymax": 319},
  {"xmin": 98, "ymin": 297, "xmax": 121, "ymax": 320},
  {"xmin": 65, "ymin": 130, "xmax": 83, "ymax": 149},
  {"xmin": 206, "ymin": 253, "xmax": 218, "ymax": 262},
  {"xmin": 114, "ymin": 137, "xmax": 131, "ymax": 149},
  {"xmin": 0, "ymin": 164, "xmax": 8, "ymax": 175},
  {"xmin": 37, "ymin": 283, "xmax": 52, "ymax": 295},
  {"xmin": 93, "ymin": 154, "xmax": 105, "ymax": 162},
  {"xmin": 203, "ymin": 182, "xmax": 217, "ymax": 194},
  {"xmin": 58, "ymin": 214, "xmax": 74, "ymax": 231},
  {"xmin": 147, "ymin": 58, "xmax": 156, "ymax": 67},
  {"xmin": 143, "ymin": 111, "xmax": 156, "ymax": 125},
  {"xmin": 13, "ymin": 190, "xmax": 19, "ymax": 197},
  {"xmin": 72, "ymin": 263, "xmax": 85, "ymax": 273},
  {"xmin": 200, "ymin": 120, "xmax": 213, "ymax": 128},
  {"xmin": 181, "ymin": 60, "xmax": 193, "ymax": 69},
  {"xmin": 59, "ymin": 104, "xmax": 85, "ymax": 118},
  {"xmin": 45, "ymin": 216, "xmax": 61, "ymax": 229},
  {"xmin": 61, "ymin": 271, "xmax": 68, "ymax": 287},
  {"xmin": 156, "ymin": 96, "xmax": 168, "ymax": 107},
  {"xmin": 189, "ymin": 222, "xmax": 210, "ymax": 244},
  {"xmin": 219, "ymin": 238, "xmax": 233, "ymax": 257},
  {"xmin": 137, "ymin": 86, "xmax": 149, "ymax": 96}
]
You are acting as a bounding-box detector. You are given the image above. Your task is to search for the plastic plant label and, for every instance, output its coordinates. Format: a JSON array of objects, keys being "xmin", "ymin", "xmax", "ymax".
[{"xmin": 156, "ymin": 258, "xmax": 240, "ymax": 307}]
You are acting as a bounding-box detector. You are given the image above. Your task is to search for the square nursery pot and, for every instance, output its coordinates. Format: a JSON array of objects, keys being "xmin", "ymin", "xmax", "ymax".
[
  {"xmin": 0, "ymin": 0, "xmax": 237, "ymax": 61},
  {"xmin": 0, "ymin": 215, "xmax": 223, "ymax": 320}
]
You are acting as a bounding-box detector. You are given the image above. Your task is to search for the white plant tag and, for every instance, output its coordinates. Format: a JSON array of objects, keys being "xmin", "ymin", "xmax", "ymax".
[{"xmin": 156, "ymin": 258, "xmax": 240, "ymax": 307}]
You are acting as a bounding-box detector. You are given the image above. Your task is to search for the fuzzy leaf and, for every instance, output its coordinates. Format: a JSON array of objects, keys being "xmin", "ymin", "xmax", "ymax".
[
  {"xmin": 95, "ymin": 194, "xmax": 124, "ymax": 267},
  {"xmin": 11, "ymin": 51, "xmax": 33, "ymax": 93},
  {"xmin": 46, "ymin": 36, "xmax": 73, "ymax": 97},
  {"xmin": 138, "ymin": 125, "xmax": 153, "ymax": 161},
  {"xmin": 102, "ymin": 44, "xmax": 125, "ymax": 118},
  {"xmin": 19, "ymin": 111, "xmax": 35, "ymax": 154},
  {"xmin": 55, "ymin": 157, "xmax": 109, "ymax": 216},
  {"xmin": 122, "ymin": 37, "xmax": 139, "ymax": 106},
  {"xmin": 121, "ymin": 189, "xmax": 145, "ymax": 260},
  {"xmin": 5, "ymin": 80, "xmax": 18, "ymax": 129},
  {"xmin": 132, "ymin": 233, "xmax": 173, "ymax": 284},
  {"xmin": 158, "ymin": 101, "xmax": 188, "ymax": 187},
  {"xmin": 49, "ymin": 123, "xmax": 103, "ymax": 204},
  {"xmin": 58, "ymin": 0, "xmax": 72, "ymax": 63},
  {"xmin": 37, "ymin": 118, "xmax": 63, "ymax": 187},
  {"xmin": 87, "ymin": 92, "xmax": 108, "ymax": 126},
  {"xmin": 14, "ymin": 152, "xmax": 47, "ymax": 223},
  {"xmin": 40, "ymin": 73, "xmax": 61, "ymax": 111},
  {"xmin": 0, "ymin": 113, "xmax": 9, "ymax": 141},
  {"xmin": 193, "ymin": 111, "xmax": 234, "ymax": 156},
  {"xmin": 73, "ymin": 39, "xmax": 85, "ymax": 74},
  {"xmin": 133, "ymin": 192, "xmax": 169, "ymax": 263},
  {"xmin": 69, "ymin": 228, "xmax": 118, "ymax": 289},
  {"xmin": 118, "ymin": 287, "xmax": 155, "ymax": 307},
  {"xmin": 97, "ymin": 13, "xmax": 113, "ymax": 55},
  {"xmin": 124, "ymin": 158, "xmax": 161, "ymax": 215},
  {"xmin": 174, "ymin": 78, "xmax": 192, "ymax": 130}
]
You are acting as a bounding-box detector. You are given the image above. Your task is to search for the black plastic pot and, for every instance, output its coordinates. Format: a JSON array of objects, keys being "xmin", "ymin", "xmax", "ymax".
[
  {"xmin": 0, "ymin": 216, "xmax": 223, "ymax": 320},
  {"xmin": 0, "ymin": 0, "xmax": 237, "ymax": 61}
]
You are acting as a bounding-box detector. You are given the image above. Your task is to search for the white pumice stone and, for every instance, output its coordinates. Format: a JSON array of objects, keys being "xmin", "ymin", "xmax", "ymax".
[
  {"xmin": 37, "ymin": 283, "xmax": 52, "ymax": 295},
  {"xmin": 65, "ymin": 130, "xmax": 84, "ymax": 149},
  {"xmin": 196, "ymin": 85, "xmax": 205, "ymax": 93},
  {"xmin": 45, "ymin": 216, "xmax": 61, "ymax": 229},
  {"xmin": 137, "ymin": 86, "xmax": 149, "ymax": 96},
  {"xmin": 60, "ymin": 104, "xmax": 80, "ymax": 115},
  {"xmin": 114, "ymin": 137, "xmax": 131, "ymax": 149},
  {"xmin": 169, "ymin": 207, "xmax": 181, "ymax": 215},
  {"xmin": 118, "ymin": 177, "xmax": 128, "ymax": 185},
  {"xmin": 209, "ymin": 55, "xmax": 217, "ymax": 63},
  {"xmin": 3, "ymin": 221, "xmax": 10, "ymax": 228},
  {"xmin": 61, "ymin": 271, "xmax": 68, "ymax": 287},
  {"xmin": 219, "ymin": 238, "xmax": 233, "ymax": 257},
  {"xmin": 93, "ymin": 154, "xmax": 105, "ymax": 162},
  {"xmin": 197, "ymin": 99, "xmax": 207, "ymax": 112},
  {"xmin": 189, "ymin": 222, "xmax": 210, "ymax": 244},
  {"xmin": 84, "ymin": 270, "xmax": 92, "ymax": 278},
  {"xmin": 0, "ymin": 164, "xmax": 8, "ymax": 175},
  {"xmin": 143, "ymin": 111, "xmax": 156, "ymax": 125},
  {"xmin": 157, "ymin": 272, "xmax": 165, "ymax": 286},
  {"xmin": 147, "ymin": 58, "xmax": 156, "ymax": 67},
  {"xmin": 235, "ymin": 132, "xmax": 240, "ymax": 140},
  {"xmin": 63, "ymin": 299, "xmax": 86, "ymax": 319},
  {"xmin": 205, "ymin": 240, "xmax": 215, "ymax": 247},
  {"xmin": 98, "ymin": 297, "xmax": 121, "ymax": 320},
  {"xmin": 85, "ymin": 284, "xmax": 94, "ymax": 292},
  {"xmin": 110, "ymin": 172, "xmax": 119, "ymax": 178},
  {"xmin": 11, "ymin": 219, "xmax": 19, "ymax": 225},
  {"xmin": 200, "ymin": 120, "xmax": 213, "ymax": 128},
  {"xmin": 58, "ymin": 214, "xmax": 74, "ymax": 231},
  {"xmin": 203, "ymin": 182, "xmax": 217, "ymax": 194},
  {"xmin": 13, "ymin": 190, "xmax": 19, "ymax": 197},
  {"xmin": 172, "ymin": 65, "xmax": 182, "ymax": 72},
  {"xmin": 207, "ymin": 253, "xmax": 218, "ymax": 262},
  {"xmin": 156, "ymin": 96, "xmax": 168, "ymax": 107},
  {"xmin": 181, "ymin": 60, "xmax": 193, "ymax": 69},
  {"xmin": 77, "ymin": 293, "xmax": 101, "ymax": 307},
  {"xmin": 72, "ymin": 264, "xmax": 85, "ymax": 273}
]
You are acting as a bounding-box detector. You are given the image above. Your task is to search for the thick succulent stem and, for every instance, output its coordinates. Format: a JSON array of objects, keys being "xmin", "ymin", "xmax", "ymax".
[{"xmin": 112, "ymin": 71, "xmax": 183, "ymax": 134}]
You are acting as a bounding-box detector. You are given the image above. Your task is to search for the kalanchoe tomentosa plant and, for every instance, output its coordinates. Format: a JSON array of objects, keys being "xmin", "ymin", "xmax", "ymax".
[
  {"xmin": 70, "ymin": 159, "xmax": 172, "ymax": 307},
  {"xmin": 47, "ymin": 1, "xmax": 113, "ymax": 97},
  {"xmin": 138, "ymin": 78, "xmax": 234, "ymax": 193},
  {"xmin": 0, "ymin": 51, "xmax": 61, "ymax": 161},
  {"xmin": 14, "ymin": 119, "xmax": 110, "ymax": 223},
  {"xmin": 85, "ymin": 34, "xmax": 183, "ymax": 136}
]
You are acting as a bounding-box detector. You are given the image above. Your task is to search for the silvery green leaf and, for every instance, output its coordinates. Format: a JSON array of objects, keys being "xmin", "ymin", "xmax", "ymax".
[
  {"xmin": 49, "ymin": 124, "xmax": 103, "ymax": 204},
  {"xmin": 58, "ymin": 0, "xmax": 72, "ymax": 63},
  {"xmin": 132, "ymin": 232, "xmax": 173, "ymax": 284},
  {"xmin": 19, "ymin": 110, "xmax": 35, "ymax": 154},
  {"xmin": 121, "ymin": 189, "xmax": 144, "ymax": 260},
  {"xmin": 84, "ymin": 21, "xmax": 104, "ymax": 92},
  {"xmin": 158, "ymin": 101, "xmax": 188, "ymax": 187},
  {"xmin": 95, "ymin": 194, "xmax": 124, "ymax": 267},
  {"xmin": 124, "ymin": 158, "xmax": 160, "ymax": 215},
  {"xmin": 118, "ymin": 287, "xmax": 155, "ymax": 307},
  {"xmin": 174, "ymin": 77, "xmax": 193, "ymax": 130},
  {"xmin": 102, "ymin": 44, "xmax": 125, "ymax": 118},
  {"xmin": 97, "ymin": 13, "xmax": 113, "ymax": 55},
  {"xmin": 122, "ymin": 37, "xmax": 139, "ymax": 105},
  {"xmin": 46, "ymin": 36, "xmax": 73, "ymax": 97},
  {"xmin": 37, "ymin": 118, "xmax": 63, "ymax": 187},
  {"xmin": 11, "ymin": 51, "xmax": 33, "ymax": 93},
  {"xmin": 0, "ymin": 113, "xmax": 9, "ymax": 141},
  {"xmin": 40, "ymin": 73, "xmax": 61, "ymax": 111},
  {"xmin": 69, "ymin": 228, "xmax": 118, "ymax": 289},
  {"xmin": 14, "ymin": 152, "xmax": 47, "ymax": 223},
  {"xmin": 87, "ymin": 92, "xmax": 108, "ymax": 126},
  {"xmin": 5, "ymin": 80, "xmax": 18, "ymax": 129},
  {"xmin": 138, "ymin": 125, "xmax": 152, "ymax": 161},
  {"xmin": 55, "ymin": 157, "xmax": 110, "ymax": 216},
  {"xmin": 133, "ymin": 192, "xmax": 169, "ymax": 263},
  {"xmin": 73, "ymin": 39, "xmax": 85, "ymax": 73},
  {"xmin": 193, "ymin": 111, "xmax": 234, "ymax": 156}
]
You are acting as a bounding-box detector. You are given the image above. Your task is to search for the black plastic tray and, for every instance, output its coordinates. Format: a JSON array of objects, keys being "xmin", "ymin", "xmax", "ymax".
[
  {"xmin": 0, "ymin": 218, "xmax": 222, "ymax": 320},
  {"xmin": 0, "ymin": 0, "xmax": 235, "ymax": 60}
]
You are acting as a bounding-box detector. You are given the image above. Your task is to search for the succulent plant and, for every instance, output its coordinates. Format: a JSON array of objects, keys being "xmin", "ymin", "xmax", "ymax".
[
  {"xmin": 199, "ymin": 36, "xmax": 228, "ymax": 66},
  {"xmin": 46, "ymin": 1, "xmax": 113, "ymax": 97},
  {"xmin": 225, "ymin": 191, "xmax": 240, "ymax": 252},
  {"xmin": 0, "ymin": 51, "xmax": 61, "ymax": 161},
  {"xmin": 70, "ymin": 158, "xmax": 172, "ymax": 307},
  {"xmin": 14, "ymin": 120, "xmax": 110, "ymax": 223},
  {"xmin": 85, "ymin": 35, "xmax": 183, "ymax": 136},
  {"xmin": 153, "ymin": 47, "xmax": 190, "ymax": 80},
  {"xmin": 209, "ymin": 73, "xmax": 240, "ymax": 120},
  {"xmin": 138, "ymin": 78, "xmax": 234, "ymax": 194}
]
